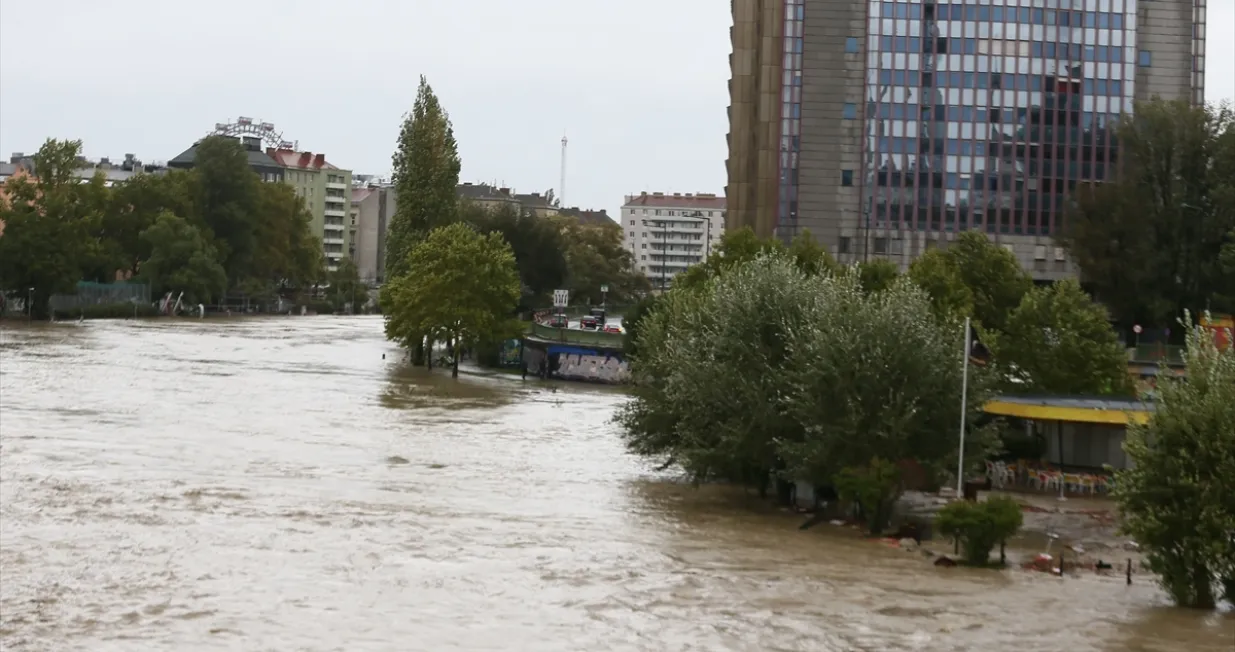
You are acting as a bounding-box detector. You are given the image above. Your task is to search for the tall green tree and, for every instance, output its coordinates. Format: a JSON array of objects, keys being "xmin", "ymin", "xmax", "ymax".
[
  {"xmin": 908, "ymin": 247, "xmax": 974, "ymax": 322},
  {"xmin": 946, "ymin": 231, "xmax": 1033, "ymax": 333},
  {"xmin": 191, "ymin": 136, "xmax": 261, "ymax": 283},
  {"xmin": 462, "ymin": 200, "xmax": 567, "ymax": 310},
  {"xmin": 387, "ymin": 76, "xmax": 462, "ymax": 281},
  {"xmin": 671, "ymin": 227, "xmax": 785, "ymax": 291},
  {"xmin": 553, "ymin": 217, "xmax": 648, "ymax": 305},
  {"xmin": 138, "ymin": 211, "xmax": 228, "ymax": 305},
  {"xmin": 0, "ymin": 139, "xmax": 100, "ymax": 317},
  {"xmin": 856, "ymin": 259, "xmax": 900, "ymax": 294},
  {"xmin": 986, "ymin": 279, "xmax": 1134, "ymax": 396},
  {"xmin": 1058, "ymin": 99, "xmax": 1235, "ymax": 326},
  {"xmin": 382, "ymin": 223, "xmax": 521, "ymax": 378},
  {"xmin": 106, "ymin": 171, "xmax": 196, "ymax": 277},
  {"xmin": 249, "ymin": 181, "xmax": 323, "ymax": 291},
  {"xmin": 787, "ymin": 229, "xmax": 842, "ymax": 277},
  {"xmin": 1114, "ymin": 314, "xmax": 1235, "ymax": 608},
  {"xmin": 619, "ymin": 253, "xmax": 998, "ymax": 513}
]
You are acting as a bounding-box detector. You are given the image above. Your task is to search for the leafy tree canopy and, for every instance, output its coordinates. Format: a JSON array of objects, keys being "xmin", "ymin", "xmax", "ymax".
[
  {"xmin": 1114, "ymin": 314, "xmax": 1235, "ymax": 608},
  {"xmin": 382, "ymin": 222, "xmax": 521, "ymax": 377},
  {"xmin": 856, "ymin": 259, "xmax": 900, "ymax": 294},
  {"xmin": 462, "ymin": 200, "xmax": 568, "ymax": 310},
  {"xmin": 945, "ymin": 231, "xmax": 1032, "ymax": 333},
  {"xmin": 138, "ymin": 211, "xmax": 228, "ymax": 305},
  {"xmin": 619, "ymin": 251, "xmax": 999, "ymax": 511},
  {"xmin": 551, "ymin": 216, "xmax": 648, "ymax": 306},
  {"xmin": 908, "ymin": 247, "xmax": 974, "ymax": 322},
  {"xmin": 1058, "ymin": 99, "xmax": 1235, "ymax": 326},
  {"xmin": 387, "ymin": 76, "xmax": 462, "ymax": 280},
  {"xmin": 986, "ymin": 278, "xmax": 1134, "ymax": 396}
]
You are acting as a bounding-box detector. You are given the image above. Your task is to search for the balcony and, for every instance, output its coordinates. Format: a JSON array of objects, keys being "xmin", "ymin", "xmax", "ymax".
[
  {"xmin": 325, "ymin": 207, "xmax": 346, "ymax": 217},
  {"xmin": 325, "ymin": 194, "xmax": 347, "ymax": 205},
  {"xmin": 326, "ymin": 181, "xmax": 347, "ymax": 191}
]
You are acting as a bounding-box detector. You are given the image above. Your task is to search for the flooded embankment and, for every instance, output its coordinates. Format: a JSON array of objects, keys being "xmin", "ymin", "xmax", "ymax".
[{"xmin": 1, "ymin": 317, "xmax": 1231, "ymax": 651}]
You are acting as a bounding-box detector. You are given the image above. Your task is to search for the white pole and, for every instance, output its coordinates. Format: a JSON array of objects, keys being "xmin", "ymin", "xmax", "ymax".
[{"xmin": 956, "ymin": 316, "xmax": 972, "ymax": 497}]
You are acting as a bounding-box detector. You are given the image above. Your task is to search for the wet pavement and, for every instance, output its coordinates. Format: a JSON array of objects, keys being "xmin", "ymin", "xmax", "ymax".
[{"xmin": 0, "ymin": 317, "xmax": 1231, "ymax": 651}]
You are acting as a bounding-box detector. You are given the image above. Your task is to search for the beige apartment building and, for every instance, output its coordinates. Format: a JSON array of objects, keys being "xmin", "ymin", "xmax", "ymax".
[{"xmin": 621, "ymin": 192, "xmax": 726, "ymax": 291}]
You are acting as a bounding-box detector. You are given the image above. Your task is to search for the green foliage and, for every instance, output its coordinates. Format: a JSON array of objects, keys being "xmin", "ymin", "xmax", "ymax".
[
  {"xmin": 908, "ymin": 248, "xmax": 974, "ymax": 322},
  {"xmin": 0, "ymin": 139, "xmax": 104, "ymax": 318},
  {"xmin": 778, "ymin": 273, "xmax": 1000, "ymax": 490},
  {"xmin": 249, "ymin": 181, "xmax": 324, "ymax": 291},
  {"xmin": 832, "ymin": 458, "xmax": 902, "ymax": 535},
  {"xmin": 621, "ymin": 294, "xmax": 659, "ymax": 357},
  {"xmin": 463, "ymin": 200, "xmax": 567, "ymax": 310},
  {"xmin": 326, "ymin": 259, "xmax": 365, "ymax": 314},
  {"xmin": 856, "ymin": 259, "xmax": 900, "ymax": 293},
  {"xmin": 191, "ymin": 136, "xmax": 261, "ymax": 281},
  {"xmin": 936, "ymin": 496, "xmax": 1024, "ymax": 566},
  {"xmin": 138, "ymin": 212, "xmax": 228, "ymax": 305},
  {"xmin": 1114, "ymin": 313, "xmax": 1235, "ymax": 608},
  {"xmin": 618, "ymin": 252, "xmax": 998, "ymax": 499},
  {"xmin": 986, "ymin": 279, "xmax": 1134, "ymax": 395},
  {"xmin": 552, "ymin": 216, "xmax": 648, "ymax": 305},
  {"xmin": 1058, "ymin": 99, "xmax": 1235, "ymax": 325},
  {"xmin": 382, "ymin": 223, "xmax": 522, "ymax": 377},
  {"xmin": 671, "ymin": 227, "xmax": 785, "ymax": 291},
  {"xmin": 787, "ymin": 229, "xmax": 842, "ymax": 277},
  {"xmin": 387, "ymin": 76, "xmax": 462, "ymax": 280},
  {"xmin": 946, "ymin": 231, "xmax": 1032, "ymax": 333}
]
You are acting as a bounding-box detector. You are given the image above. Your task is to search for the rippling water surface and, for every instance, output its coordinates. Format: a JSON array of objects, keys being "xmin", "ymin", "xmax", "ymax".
[{"xmin": 1, "ymin": 317, "xmax": 1231, "ymax": 651}]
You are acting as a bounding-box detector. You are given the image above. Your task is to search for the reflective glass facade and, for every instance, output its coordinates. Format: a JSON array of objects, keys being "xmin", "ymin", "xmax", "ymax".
[
  {"xmin": 779, "ymin": 0, "xmax": 805, "ymax": 229},
  {"xmin": 863, "ymin": 0, "xmax": 1141, "ymax": 236}
]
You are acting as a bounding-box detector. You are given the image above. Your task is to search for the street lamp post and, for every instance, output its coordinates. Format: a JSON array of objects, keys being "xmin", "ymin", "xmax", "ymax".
[{"xmin": 27, "ymin": 287, "xmax": 33, "ymax": 320}]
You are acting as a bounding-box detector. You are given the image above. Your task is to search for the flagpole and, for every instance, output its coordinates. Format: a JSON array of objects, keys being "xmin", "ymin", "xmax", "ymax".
[{"xmin": 956, "ymin": 316, "xmax": 972, "ymax": 498}]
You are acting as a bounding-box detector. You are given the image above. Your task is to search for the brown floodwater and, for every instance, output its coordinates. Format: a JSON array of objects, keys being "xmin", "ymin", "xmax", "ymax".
[{"xmin": 0, "ymin": 317, "xmax": 1231, "ymax": 651}]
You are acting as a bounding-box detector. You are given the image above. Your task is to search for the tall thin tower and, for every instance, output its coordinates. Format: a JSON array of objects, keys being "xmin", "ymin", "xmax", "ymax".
[{"xmin": 559, "ymin": 135, "xmax": 568, "ymax": 208}]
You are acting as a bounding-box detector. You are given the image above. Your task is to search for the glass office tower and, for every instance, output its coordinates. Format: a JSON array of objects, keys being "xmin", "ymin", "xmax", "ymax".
[{"xmin": 726, "ymin": 0, "xmax": 1207, "ymax": 279}]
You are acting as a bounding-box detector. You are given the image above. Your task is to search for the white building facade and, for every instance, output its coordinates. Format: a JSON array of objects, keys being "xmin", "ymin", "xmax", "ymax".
[{"xmin": 621, "ymin": 192, "xmax": 726, "ymax": 291}]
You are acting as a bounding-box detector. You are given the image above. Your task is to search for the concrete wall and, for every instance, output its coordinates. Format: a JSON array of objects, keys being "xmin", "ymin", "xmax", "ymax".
[
  {"xmin": 727, "ymin": 0, "xmax": 785, "ymax": 238},
  {"xmin": 1134, "ymin": 0, "xmax": 1204, "ymax": 105},
  {"xmin": 795, "ymin": 0, "xmax": 869, "ymax": 252}
]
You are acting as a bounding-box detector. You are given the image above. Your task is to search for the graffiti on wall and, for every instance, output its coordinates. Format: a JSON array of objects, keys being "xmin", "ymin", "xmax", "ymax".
[{"xmin": 556, "ymin": 353, "xmax": 630, "ymax": 384}]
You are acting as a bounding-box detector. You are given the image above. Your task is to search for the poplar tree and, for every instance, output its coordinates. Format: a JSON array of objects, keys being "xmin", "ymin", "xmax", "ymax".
[{"xmin": 386, "ymin": 76, "xmax": 462, "ymax": 281}]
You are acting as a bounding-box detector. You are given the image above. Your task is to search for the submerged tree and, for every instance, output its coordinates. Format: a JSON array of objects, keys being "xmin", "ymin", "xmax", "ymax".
[
  {"xmin": 618, "ymin": 253, "xmax": 998, "ymax": 518},
  {"xmin": 1114, "ymin": 313, "xmax": 1235, "ymax": 608},
  {"xmin": 382, "ymin": 223, "xmax": 521, "ymax": 378}
]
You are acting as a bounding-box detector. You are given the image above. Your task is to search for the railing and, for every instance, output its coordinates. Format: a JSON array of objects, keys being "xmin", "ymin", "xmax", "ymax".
[
  {"xmin": 525, "ymin": 322, "xmax": 625, "ymax": 348},
  {"xmin": 1128, "ymin": 344, "xmax": 1185, "ymax": 365}
]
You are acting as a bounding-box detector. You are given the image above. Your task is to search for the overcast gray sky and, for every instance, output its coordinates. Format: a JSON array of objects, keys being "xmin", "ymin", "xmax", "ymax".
[{"xmin": 1, "ymin": 0, "xmax": 1231, "ymax": 219}]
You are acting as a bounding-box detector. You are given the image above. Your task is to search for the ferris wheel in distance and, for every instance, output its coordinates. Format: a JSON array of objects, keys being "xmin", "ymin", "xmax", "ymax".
[{"xmin": 210, "ymin": 117, "xmax": 298, "ymax": 150}]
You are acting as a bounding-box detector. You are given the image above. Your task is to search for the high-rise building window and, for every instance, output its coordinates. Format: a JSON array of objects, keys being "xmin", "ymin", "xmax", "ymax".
[
  {"xmin": 845, "ymin": 37, "xmax": 859, "ymax": 53},
  {"xmin": 843, "ymin": 103, "xmax": 857, "ymax": 120},
  {"xmin": 841, "ymin": 170, "xmax": 854, "ymax": 186},
  {"xmin": 1138, "ymin": 50, "xmax": 1152, "ymax": 67}
]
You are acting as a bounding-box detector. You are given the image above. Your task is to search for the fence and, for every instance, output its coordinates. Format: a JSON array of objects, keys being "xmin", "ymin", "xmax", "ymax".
[{"xmin": 48, "ymin": 281, "xmax": 151, "ymax": 313}]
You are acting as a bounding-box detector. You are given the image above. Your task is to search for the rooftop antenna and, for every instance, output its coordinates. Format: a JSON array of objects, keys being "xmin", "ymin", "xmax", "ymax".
[{"xmin": 560, "ymin": 135, "xmax": 568, "ymax": 208}]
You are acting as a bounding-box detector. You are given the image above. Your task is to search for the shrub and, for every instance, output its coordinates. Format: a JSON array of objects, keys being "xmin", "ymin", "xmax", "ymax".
[
  {"xmin": 833, "ymin": 458, "xmax": 901, "ymax": 535},
  {"xmin": 936, "ymin": 496, "xmax": 1024, "ymax": 566}
]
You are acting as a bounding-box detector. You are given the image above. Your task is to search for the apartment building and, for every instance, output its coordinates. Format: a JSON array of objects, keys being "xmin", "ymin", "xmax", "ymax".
[
  {"xmin": 621, "ymin": 192, "xmax": 726, "ymax": 290},
  {"xmin": 726, "ymin": 0, "xmax": 1207, "ymax": 280},
  {"xmin": 268, "ymin": 148, "xmax": 353, "ymax": 272},
  {"xmin": 350, "ymin": 179, "xmax": 397, "ymax": 284}
]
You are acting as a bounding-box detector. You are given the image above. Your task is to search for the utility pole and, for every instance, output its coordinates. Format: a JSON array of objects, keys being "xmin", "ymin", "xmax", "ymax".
[{"xmin": 660, "ymin": 218, "xmax": 668, "ymax": 292}]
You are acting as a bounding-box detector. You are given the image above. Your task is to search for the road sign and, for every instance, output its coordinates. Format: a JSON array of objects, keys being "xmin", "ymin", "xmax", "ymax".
[
  {"xmin": 553, "ymin": 289, "xmax": 569, "ymax": 308},
  {"xmin": 1133, "ymin": 324, "xmax": 1142, "ymax": 334},
  {"xmin": 600, "ymin": 284, "xmax": 609, "ymax": 293}
]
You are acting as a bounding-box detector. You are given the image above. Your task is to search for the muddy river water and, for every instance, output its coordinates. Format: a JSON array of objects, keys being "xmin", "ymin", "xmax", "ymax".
[{"xmin": 1, "ymin": 317, "xmax": 1231, "ymax": 651}]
